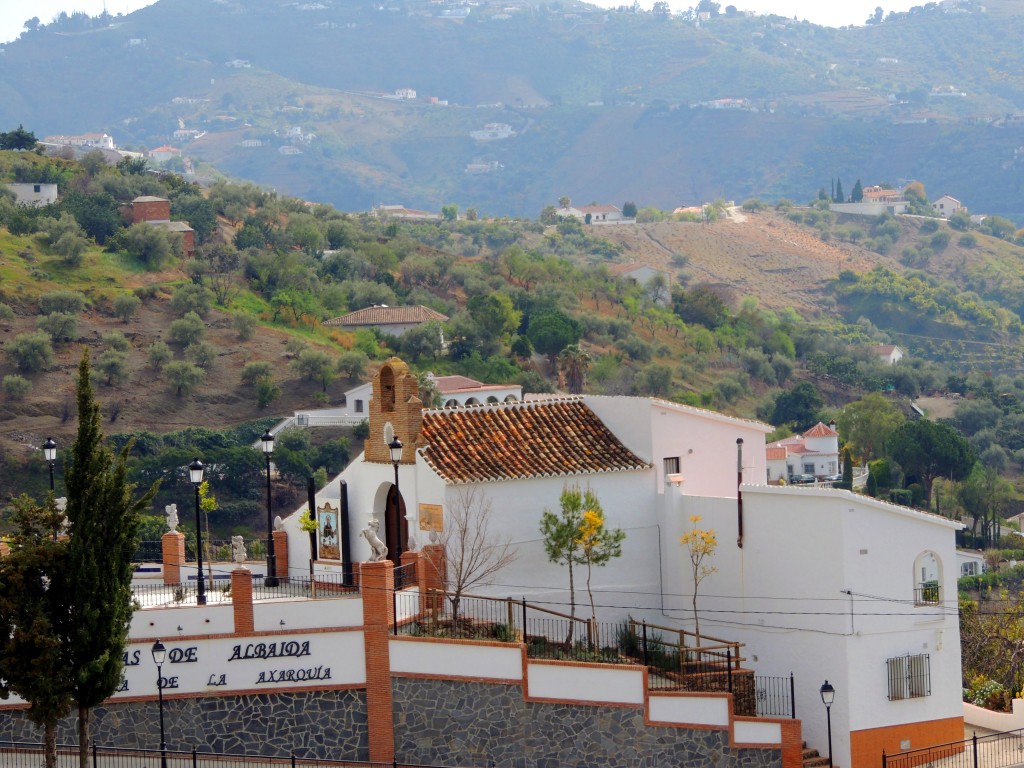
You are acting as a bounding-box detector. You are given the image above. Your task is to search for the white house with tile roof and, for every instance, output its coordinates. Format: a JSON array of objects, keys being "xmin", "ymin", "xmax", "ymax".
[
  {"xmin": 280, "ymin": 358, "xmax": 964, "ymax": 768},
  {"xmin": 873, "ymin": 344, "xmax": 904, "ymax": 365},
  {"xmin": 323, "ymin": 305, "xmax": 449, "ymax": 337},
  {"xmin": 766, "ymin": 421, "xmax": 840, "ymax": 480}
]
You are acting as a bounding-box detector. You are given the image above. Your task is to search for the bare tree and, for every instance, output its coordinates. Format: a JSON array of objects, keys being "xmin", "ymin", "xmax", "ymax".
[{"xmin": 437, "ymin": 487, "xmax": 517, "ymax": 623}]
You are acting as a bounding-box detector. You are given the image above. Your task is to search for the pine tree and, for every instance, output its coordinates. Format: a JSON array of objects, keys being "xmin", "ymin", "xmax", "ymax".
[
  {"xmin": 0, "ymin": 496, "xmax": 74, "ymax": 768},
  {"xmin": 64, "ymin": 350, "xmax": 159, "ymax": 768}
]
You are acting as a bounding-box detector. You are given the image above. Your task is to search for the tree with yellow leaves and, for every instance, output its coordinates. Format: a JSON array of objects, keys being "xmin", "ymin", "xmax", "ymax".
[
  {"xmin": 680, "ymin": 514, "xmax": 718, "ymax": 642},
  {"xmin": 540, "ymin": 485, "xmax": 625, "ymax": 626}
]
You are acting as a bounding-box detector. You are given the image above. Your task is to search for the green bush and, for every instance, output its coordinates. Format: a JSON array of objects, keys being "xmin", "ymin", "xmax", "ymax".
[
  {"xmin": 0, "ymin": 303, "xmax": 14, "ymax": 321},
  {"xmin": 113, "ymin": 293, "xmax": 142, "ymax": 322},
  {"xmin": 7, "ymin": 330, "xmax": 55, "ymax": 372},
  {"xmin": 2, "ymin": 374, "xmax": 32, "ymax": 399}
]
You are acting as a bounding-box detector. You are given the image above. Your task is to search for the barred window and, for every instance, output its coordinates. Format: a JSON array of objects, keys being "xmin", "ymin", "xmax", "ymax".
[
  {"xmin": 886, "ymin": 653, "xmax": 931, "ymax": 701},
  {"xmin": 664, "ymin": 457, "xmax": 680, "ymax": 475}
]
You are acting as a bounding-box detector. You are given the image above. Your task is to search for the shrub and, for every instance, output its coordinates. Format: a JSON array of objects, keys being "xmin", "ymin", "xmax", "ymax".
[
  {"xmin": 959, "ymin": 233, "xmax": 977, "ymax": 248},
  {"xmin": 168, "ymin": 311, "xmax": 205, "ymax": 346},
  {"xmin": 256, "ymin": 378, "xmax": 281, "ymax": 408},
  {"xmin": 36, "ymin": 312, "xmax": 78, "ymax": 342},
  {"xmin": 113, "ymin": 293, "xmax": 142, "ymax": 322},
  {"xmin": 39, "ymin": 290, "xmax": 86, "ymax": 315},
  {"xmin": 103, "ymin": 331, "xmax": 130, "ymax": 351},
  {"xmin": 242, "ymin": 361, "xmax": 274, "ymax": 386},
  {"xmin": 7, "ymin": 330, "xmax": 54, "ymax": 372},
  {"xmin": 919, "ymin": 219, "xmax": 939, "ymax": 233},
  {"xmin": 163, "ymin": 360, "xmax": 205, "ymax": 396},
  {"xmin": 170, "ymin": 283, "xmax": 213, "ymax": 317},
  {"xmin": 2, "ymin": 374, "xmax": 32, "ymax": 399},
  {"xmin": 185, "ymin": 341, "xmax": 217, "ymax": 370},
  {"xmin": 233, "ymin": 312, "xmax": 257, "ymax": 341},
  {"xmin": 0, "ymin": 303, "xmax": 14, "ymax": 321},
  {"xmin": 148, "ymin": 340, "xmax": 172, "ymax": 369},
  {"xmin": 96, "ymin": 349, "xmax": 130, "ymax": 385}
]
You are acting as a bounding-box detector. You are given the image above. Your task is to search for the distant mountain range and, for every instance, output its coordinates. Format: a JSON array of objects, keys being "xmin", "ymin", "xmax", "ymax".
[{"xmin": 2, "ymin": 0, "xmax": 1024, "ymax": 218}]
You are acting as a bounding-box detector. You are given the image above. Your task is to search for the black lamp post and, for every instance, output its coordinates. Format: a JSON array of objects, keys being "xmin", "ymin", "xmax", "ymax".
[
  {"xmin": 189, "ymin": 458, "xmax": 207, "ymax": 605},
  {"xmin": 152, "ymin": 639, "xmax": 168, "ymax": 768},
  {"xmin": 820, "ymin": 680, "xmax": 835, "ymax": 768},
  {"xmin": 261, "ymin": 430, "xmax": 278, "ymax": 587},
  {"xmin": 388, "ymin": 437, "xmax": 403, "ymax": 564},
  {"xmin": 43, "ymin": 437, "xmax": 57, "ymax": 492}
]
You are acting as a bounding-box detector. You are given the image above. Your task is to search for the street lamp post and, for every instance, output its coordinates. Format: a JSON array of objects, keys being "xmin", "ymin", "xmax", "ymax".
[
  {"xmin": 261, "ymin": 430, "xmax": 278, "ymax": 587},
  {"xmin": 43, "ymin": 437, "xmax": 57, "ymax": 492},
  {"xmin": 820, "ymin": 680, "xmax": 835, "ymax": 768},
  {"xmin": 388, "ymin": 437, "xmax": 403, "ymax": 565},
  {"xmin": 189, "ymin": 458, "xmax": 207, "ymax": 605},
  {"xmin": 152, "ymin": 639, "xmax": 168, "ymax": 768}
]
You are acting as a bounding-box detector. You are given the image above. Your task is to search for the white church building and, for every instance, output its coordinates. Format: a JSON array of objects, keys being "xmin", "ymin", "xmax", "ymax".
[{"xmin": 281, "ymin": 358, "xmax": 965, "ymax": 768}]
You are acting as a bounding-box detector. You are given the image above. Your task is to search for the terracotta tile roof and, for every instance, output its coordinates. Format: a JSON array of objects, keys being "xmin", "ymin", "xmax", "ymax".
[
  {"xmin": 803, "ymin": 422, "xmax": 838, "ymax": 438},
  {"xmin": 324, "ymin": 305, "xmax": 449, "ymax": 327},
  {"xmin": 432, "ymin": 375, "xmax": 513, "ymax": 395},
  {"xmin": 766, "ymin": 446, "xmax": 789, "ymax": 461},
  {"xmin": 419, "ymin": 399, "xmax": 650, "ymax": 484}
]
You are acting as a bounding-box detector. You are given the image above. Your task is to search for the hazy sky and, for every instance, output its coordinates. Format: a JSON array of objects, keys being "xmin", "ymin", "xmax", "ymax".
[{"xmin": 0, "ymin": 0, "xmax": 922, "ymax": 45}]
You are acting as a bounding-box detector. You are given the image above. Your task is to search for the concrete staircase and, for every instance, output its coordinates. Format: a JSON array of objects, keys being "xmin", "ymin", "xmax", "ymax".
[{"xmin": 802, "ymin": 743, "xmax": 834, "ymax": 768}]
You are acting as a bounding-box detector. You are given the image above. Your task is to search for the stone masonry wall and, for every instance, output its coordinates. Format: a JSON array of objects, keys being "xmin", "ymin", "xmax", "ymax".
[
  {"xmin": 0, "ymin": 690, "xmax": 367, "ymax": 761},
  {"xmin": 393, "ymin": 677, "xmax": 782, "ymax": 768}
]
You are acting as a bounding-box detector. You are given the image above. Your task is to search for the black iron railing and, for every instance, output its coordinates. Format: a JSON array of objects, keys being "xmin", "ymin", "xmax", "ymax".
[
  {"xmin": 0, "ymin": 741, "xmax": 458, "ymax": 768},
  {"xmin": 391, "ymin": 592, "xmax": 794, "ymax": 718},
  {"xmin": 880, "ymin": 728, "xmax": 1024, "ymax": 768}
]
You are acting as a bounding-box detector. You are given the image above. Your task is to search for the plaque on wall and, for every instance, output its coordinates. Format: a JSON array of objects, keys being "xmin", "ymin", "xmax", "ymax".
[
  {"xmin": 419, "ymin": 503, "xmax": 443, "ymax": 532},
  {"xmin": 318, "ymin": 501, "xmax": 341, "ymax": 560}
]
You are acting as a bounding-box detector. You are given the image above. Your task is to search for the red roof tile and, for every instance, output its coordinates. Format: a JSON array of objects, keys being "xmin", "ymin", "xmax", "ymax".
[
  {"xmin": 766, "ymin": 446, "xmax": 788, "ymax": 461},
  {"xmin": 419, "ymin": 399, "xmax": 650, "ymax": 484},
  {"xmin": 803, "ymin": 422, "xmax": 838, "ymax": 438},
  {"xmin": 324, "ymin": 305, "xmax": 449, "ymax": 327}
]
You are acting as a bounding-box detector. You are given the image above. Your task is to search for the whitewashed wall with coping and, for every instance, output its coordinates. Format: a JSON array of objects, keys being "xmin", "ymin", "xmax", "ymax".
[{"xmin": 390, "ymin": 639, "xmax": 523, "ymax": 680}]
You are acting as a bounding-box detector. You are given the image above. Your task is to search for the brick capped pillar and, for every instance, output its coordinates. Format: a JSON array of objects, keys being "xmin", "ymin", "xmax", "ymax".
[
  {"xmin": 360, "ymin": 559, "xmax": 395, "ymax": 763},
  {"xmin": 780, "ymin": 718, "xmax": 804, "ymax": 768},
  {"xmin": 273, "ymin": 529, "xmax": 289, "ymax": 581},
  {"xmin": 231, "ymin": 568, "xmax": 254, "ymax": 634},
  {"xmin": 162, "ymin": 531, "xmax": 185, "ymax": 585},
  {"xmin": 420, "ymin": 544, "xmax": 446, "ymax": 616}
]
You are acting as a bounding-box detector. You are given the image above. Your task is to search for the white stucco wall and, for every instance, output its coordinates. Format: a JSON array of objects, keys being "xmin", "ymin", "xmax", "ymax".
[
  {"xmin": 526, "ymin": 661, "xmax": 645, "ymax": 705},
  {"xmin": 660, "ymin": 484, "xmax": 962, "ymax": 768},
  {"xmin": 390, "ymin": 638, "xmax": 523, "ymax": 680}
]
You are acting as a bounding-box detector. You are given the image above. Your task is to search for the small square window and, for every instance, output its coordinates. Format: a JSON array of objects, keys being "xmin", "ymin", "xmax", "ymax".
[
  {"xmin": 664, "ymin": 457, "xmax": 680, "ymax": 475},
  {"xmin": 886, "ymin": 654, "xmax": 931, "ymax": 700}
]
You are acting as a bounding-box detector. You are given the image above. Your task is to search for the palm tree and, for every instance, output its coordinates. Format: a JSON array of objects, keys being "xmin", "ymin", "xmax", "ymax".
[{"xmin": 558, "ymin": 344, "xmax": 591, "ymax": 394}]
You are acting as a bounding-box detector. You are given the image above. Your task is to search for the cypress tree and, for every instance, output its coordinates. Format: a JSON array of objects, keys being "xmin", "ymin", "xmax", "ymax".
[
  {"xmin": 834, "ymin": 178, "xmax": 845, "ymax": 203},
  {"xmin": 841, "ymin": 446, "xmax": 854, "ymax": 490},
  {"xmin": 852, "ymin": 179, "xmax": 864, "ymax": 203},
  {"xmin": 64, "ymin": 350, "xmax": 159, "ymax": 768}
]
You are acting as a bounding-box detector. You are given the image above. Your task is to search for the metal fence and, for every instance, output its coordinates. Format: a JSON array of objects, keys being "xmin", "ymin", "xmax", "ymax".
[
  {"xmin": 881, "ymin": 728, "xmax": 1024, "ymax": 768},
  {"xmin": 0, "ymin": 741, "xmax": 456, "ymax": 768},
  {"xmin": 391, "ymin": 592, "xmax": 794, "ymax": 718},
  {"xmin": 251, "ymin": 572, "xmax": 358, "ymax": 601}
]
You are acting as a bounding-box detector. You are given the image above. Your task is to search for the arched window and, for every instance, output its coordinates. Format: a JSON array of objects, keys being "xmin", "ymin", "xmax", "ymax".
[{"xmin": 913, "ymin": 551, "xmax": 942, "ymax": 606}]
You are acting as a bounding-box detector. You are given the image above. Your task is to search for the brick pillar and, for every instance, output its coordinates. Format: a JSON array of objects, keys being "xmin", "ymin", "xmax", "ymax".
[
  {"xmin": 360, "ymin": 560, "xmax": 395, "ymax": 763},
  {"xmin": 420, "ymin": 544, "xmax": 446, "ymax": 616},
  {"xmin": 780, "ymin": 719, "xmax": 804, "ymax": 768},
  {"xmin": 273, "ymin": 530, "xmax": 289, "ymax": 581},
  {"xmin": 231, "ymin": 568, "xmax": 254, "ymax": 634},
  {"xmin": 162, "ymin": 531, "xmax": 185, "ymax": 585}
]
